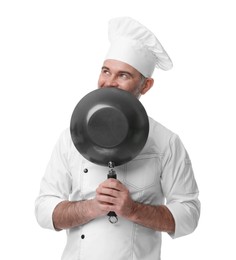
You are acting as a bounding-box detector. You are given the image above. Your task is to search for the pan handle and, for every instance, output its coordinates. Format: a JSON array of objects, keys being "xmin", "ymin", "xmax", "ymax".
[{"xmin": 107, "ymin": 162, "xmax": 118, "ymax": 224}]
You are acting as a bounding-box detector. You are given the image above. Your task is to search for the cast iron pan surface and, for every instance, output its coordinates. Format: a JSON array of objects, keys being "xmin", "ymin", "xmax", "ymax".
[{"xmin": 70, "ymin": 87, "xmax": 149, "ymax": 166}]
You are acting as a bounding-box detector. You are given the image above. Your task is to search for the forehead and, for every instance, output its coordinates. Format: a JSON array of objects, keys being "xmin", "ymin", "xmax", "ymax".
[{"xmin": 103, "ymin": 59, "xmax": 140, "ymax": 75}]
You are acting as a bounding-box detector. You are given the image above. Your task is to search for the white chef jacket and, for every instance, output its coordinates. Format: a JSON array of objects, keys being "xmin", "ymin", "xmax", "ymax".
[{"xmin": 35, "ymin": 117, "xmax": 200, "ymax": 260}]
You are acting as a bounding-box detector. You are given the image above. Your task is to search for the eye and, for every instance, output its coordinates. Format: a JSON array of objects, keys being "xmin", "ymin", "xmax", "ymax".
[
  {"xmin": 119, "ymin": 73, "xmax": 130, "ymax": 80},
  {"xmin": 101, "ymin": 68, "xmax": 110, "ymax": 76}
]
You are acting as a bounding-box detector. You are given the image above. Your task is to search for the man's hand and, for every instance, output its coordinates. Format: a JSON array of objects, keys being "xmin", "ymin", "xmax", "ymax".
[
  {"xmin": 53, "ymin": 179, "xmax": 175, "ymax": 233},
  {"xmin": 95, "ymin": 178, "xmax": 135, "ymax": 218},
  {"xmin": 96, "ymin": 178, "xmax": 175, "ymax": 233}
]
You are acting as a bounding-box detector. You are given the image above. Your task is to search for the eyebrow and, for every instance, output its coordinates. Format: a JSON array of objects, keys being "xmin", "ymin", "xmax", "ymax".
[
  {"xmin": 101, "ymin": 66, "xmax": 134, "ymax": 77},
  {"xmin": 101, "ymin": 66, "xmax": 110, "ymax": 71}
]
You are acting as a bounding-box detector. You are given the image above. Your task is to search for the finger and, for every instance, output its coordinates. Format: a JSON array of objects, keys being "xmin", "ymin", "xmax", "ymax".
[
  {"xmin": 98, "ymin": 202, "xmax": 115, "ymax": 213},
  {"xmin": 97, "ymin": 180, "xmax": 120, "ymax": 194},
  {"xmin": 97, "ymin": 194, "xmax": 117, "ymax": 205},
  {"xmin": 102, "ymin": 178, "xmax": 125, "ymax": 191},
  {"xmin": 97, "ymin": 187, "xmax": 120, "ymax": 198}
]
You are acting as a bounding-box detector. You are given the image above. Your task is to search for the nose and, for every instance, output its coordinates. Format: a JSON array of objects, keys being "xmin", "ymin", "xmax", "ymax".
[{"xmin": 104, "ymin": 76, "xmax": 119, "ymax": 88}]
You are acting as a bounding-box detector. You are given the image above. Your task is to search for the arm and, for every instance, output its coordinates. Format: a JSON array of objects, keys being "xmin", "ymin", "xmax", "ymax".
[
  {"xmin": 35, "ymin": 129, "xmax": 112, "ymax": 231},
  {"xmin": 54, "ymin": 178, "xmax": 175, "ymax": 232},
  {"xmin": 128, "ymin": 203, "xmax": 175, "ymax": 233},
  {"xmin": 96, "ymin": 131, "xmax": 201, "ymax": 237},
  {"xmin": 96, "ymin": 178, "xmax": 175, "ymax": 233},
  {"xmin": 52, "ymin": 199, "xmax": 107, "ymax": 230},
  {"xmin": 161, "ymin": 135, "xmax": 200, "ymax": 238}
]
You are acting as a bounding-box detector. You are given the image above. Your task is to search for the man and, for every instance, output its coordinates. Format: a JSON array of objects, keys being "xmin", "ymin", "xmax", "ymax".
[{"xmin": 35, "ymin": 17, "xmax": 200, "ymax": 260}]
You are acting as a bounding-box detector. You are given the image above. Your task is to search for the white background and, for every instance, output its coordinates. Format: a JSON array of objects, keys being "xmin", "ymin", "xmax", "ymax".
[{"xmin": 1, "ymin": 0, "xmax": 235, "ymax": 259}]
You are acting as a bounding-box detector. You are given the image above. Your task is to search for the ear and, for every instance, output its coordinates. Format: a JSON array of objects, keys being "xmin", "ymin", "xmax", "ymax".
[{"xmin": 140, "ymin": 78, "xmax": 154, "ymax": 95}]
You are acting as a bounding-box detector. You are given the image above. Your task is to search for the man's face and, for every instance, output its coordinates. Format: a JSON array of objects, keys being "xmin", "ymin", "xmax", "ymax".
[{"xmin": 97, "ymin": 59, "xmax": 146, "ymax": 98}]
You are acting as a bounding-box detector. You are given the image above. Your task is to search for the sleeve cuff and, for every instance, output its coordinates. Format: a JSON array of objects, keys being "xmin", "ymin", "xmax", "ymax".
[
  {"xmin": 166, "ymin": 202, "xmax": 196, "ymax": 239},
  {"xmin": 35, "ymin": 196, "xmax": 65, "ymax": 230}
]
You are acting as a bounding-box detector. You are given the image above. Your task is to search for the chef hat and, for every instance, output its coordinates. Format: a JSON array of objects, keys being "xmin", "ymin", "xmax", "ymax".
[{"xmin": 105, "ymin": 17, "xmax": 173, "ymax": 77}]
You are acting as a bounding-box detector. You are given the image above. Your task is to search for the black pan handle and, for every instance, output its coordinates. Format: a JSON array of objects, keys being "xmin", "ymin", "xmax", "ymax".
[{"xmin": 107, "ymin": 162, "xmax": 118, "ymax": 224}]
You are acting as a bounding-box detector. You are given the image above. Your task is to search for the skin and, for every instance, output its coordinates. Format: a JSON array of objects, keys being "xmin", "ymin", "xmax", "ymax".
[
  {"xmin": 97, "ymin": 59, "xmax": 153, "ymax": 98},
  {"xmin": 53, "ymin": 59, "xmax": 175, "ymax": 233}
]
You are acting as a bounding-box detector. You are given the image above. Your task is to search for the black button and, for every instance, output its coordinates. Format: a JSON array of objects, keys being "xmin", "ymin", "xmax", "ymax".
[
  {"xmin": 83, "ymin": 168, "xmax": 88, "ymax": 173},
  {"xmin": 81, "ymin": 234, "xmax": 85, "ymax": 239}
]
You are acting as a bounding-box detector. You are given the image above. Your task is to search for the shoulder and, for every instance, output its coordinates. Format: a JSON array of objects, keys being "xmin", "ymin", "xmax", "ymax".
[
  {"xmin": 148, "ymin": 117, "xmax": 175, "ymax": 137},
  {"xmin": 54, "ymin": 128, "xmax": 77, "ymax": 154},
  {"xmin": 56, "ymin": 128, "xmax": 71, "ymax": 146},
  {"xmin": 143, "ymin": 117, "xmax": 179, "ymax": 154}
]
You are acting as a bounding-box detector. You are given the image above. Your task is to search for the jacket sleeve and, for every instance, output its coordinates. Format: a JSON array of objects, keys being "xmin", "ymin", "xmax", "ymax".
[
  {"xmin": 35, "ymin": 130, "xmax": 72, "ymax": 230},
  {"xmin": 161, "ymin": 134, "xmax": 200, "ymax": 239}
]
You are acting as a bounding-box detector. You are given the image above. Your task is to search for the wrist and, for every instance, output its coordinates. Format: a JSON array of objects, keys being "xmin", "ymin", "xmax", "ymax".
[
  {"xmin": 126, "ymin": 201, "xmax": 140, "ymax": 221},
  {"xmin": 86, "ymin": 199, "xmax": 106, "ymax": 219}
]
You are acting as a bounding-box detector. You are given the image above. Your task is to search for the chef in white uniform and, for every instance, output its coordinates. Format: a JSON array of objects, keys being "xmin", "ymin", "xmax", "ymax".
[{"xmin": 35, "ymin": 17, "xmax": 200, "ymax": 260}]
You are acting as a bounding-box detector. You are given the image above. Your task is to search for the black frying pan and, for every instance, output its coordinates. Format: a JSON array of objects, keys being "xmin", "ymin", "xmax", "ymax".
[
  {"xmin": 70, "ymin": 87, "xmax": 149, "ymax": 223},
  {"xmin": 70, "ymin": 87, "xmax": 149, "ymax": 166}
]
